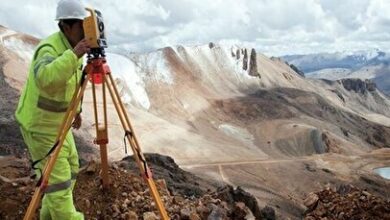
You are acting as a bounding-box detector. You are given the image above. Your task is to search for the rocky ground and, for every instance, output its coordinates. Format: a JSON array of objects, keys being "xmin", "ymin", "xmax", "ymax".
[
  {"xmin": 303, "ymin": 184, "xmax": 390, "ymax": 220},
  {"xmin": 1, "ymin": 154, "xmax": 389, "ymax": 219},
  {"xmin": 0, "ymin": 154, "xmax": 276, "ymax": 220}
]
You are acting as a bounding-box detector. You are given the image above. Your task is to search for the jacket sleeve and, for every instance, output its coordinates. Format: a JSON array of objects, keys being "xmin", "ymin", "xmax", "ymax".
[{"xmin": 33, "ymin": 46, "xmax": 78, "ymax": 92}]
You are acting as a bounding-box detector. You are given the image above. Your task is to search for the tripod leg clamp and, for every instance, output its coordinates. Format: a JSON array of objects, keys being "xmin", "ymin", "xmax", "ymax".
[{"xmin": 94, "ymin": 125, "xmax": 108, "ymax": 145}]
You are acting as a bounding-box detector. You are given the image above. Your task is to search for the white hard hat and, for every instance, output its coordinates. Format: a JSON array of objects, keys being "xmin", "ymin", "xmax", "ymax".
[{"xmin": 55, "ymin": 0, "xmax": 88, "ymax": 20}]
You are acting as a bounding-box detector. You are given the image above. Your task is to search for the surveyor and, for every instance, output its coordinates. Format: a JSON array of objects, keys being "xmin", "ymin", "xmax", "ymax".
[{"xmin": 15, "ymin": 0, "xmax": 90, "ymax": 219}]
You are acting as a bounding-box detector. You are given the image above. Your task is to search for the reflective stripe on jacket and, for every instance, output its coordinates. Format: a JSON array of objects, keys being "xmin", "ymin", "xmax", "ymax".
[{"xmin": 15, "ymin": 31, "xmax": 83, "ymax": 135}]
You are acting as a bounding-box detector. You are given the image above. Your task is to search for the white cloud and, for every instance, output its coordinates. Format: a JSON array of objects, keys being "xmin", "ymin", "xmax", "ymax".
[{"xmin": 0, "ymin": 0, "xmax": 389, "ymax": 56}]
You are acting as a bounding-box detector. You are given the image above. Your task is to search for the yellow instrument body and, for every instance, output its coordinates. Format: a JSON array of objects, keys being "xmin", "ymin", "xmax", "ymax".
[{"xmin": 83, "ymin": 8, "xmax": 107, "ymax": 49}]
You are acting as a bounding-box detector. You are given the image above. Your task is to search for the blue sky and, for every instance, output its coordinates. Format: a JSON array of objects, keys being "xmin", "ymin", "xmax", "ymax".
[{"xmin": 1, "ymin": 0, "xmax": 390, "ymax": 56}]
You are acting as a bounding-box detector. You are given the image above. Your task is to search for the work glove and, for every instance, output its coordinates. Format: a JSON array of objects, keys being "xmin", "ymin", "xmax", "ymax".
[{"xmin": 72, "ymin": 113, "xmax": 82, "ymax": 130}]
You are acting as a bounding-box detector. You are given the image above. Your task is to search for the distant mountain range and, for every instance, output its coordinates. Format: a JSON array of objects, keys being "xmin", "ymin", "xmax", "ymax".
[{"xmin": 282, "ymin": 49, "xmax": 390, "ymax": 95}]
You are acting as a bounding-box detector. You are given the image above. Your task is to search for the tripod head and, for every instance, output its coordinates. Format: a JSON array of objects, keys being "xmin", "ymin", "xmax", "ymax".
[{"xmin": 87, "ymin": 47, "xmax": 106, "ymax": 60}]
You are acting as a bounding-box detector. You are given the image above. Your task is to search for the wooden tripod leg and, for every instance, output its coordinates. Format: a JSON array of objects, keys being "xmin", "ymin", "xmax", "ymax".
[
  {"xmin": 23, "ymin": 78, "xmax": 89, "ymax": 220},
  {"xmin": 105, "ymin": 74, "xmax": 170, "ymax": 220},
  {"xmin": 91, "ymin": 79, "xmax": 110, "ymax": 188}
]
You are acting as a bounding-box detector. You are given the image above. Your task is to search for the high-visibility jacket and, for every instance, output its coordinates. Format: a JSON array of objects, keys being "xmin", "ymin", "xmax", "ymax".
[{"xmin": 15, "ymin": 31, "xmax": 83, "ymax": 135}]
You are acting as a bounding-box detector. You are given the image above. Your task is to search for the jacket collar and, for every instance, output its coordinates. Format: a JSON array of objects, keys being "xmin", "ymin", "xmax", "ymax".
[{"xmin": 58, "ymin": 31, "xmax": 73, "ymax": 50}]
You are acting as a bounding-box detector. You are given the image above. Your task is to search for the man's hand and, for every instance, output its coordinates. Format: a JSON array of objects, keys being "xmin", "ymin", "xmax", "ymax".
[
  {"xmin": 73, "ymin": 39, "xmax": 91, "ymax": 58},
  {"xmin": 72, "ymin": 113, "xmax": 82, "ymax": 130}
]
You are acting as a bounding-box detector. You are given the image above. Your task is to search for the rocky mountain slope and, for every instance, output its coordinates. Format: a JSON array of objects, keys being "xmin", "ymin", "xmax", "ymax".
[{"xmin": 1, "ymin": 25, "xmax": 389, "ymax": 219}]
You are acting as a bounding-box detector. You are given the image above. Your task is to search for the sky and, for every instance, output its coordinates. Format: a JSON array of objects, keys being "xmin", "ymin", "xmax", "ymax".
[{"xmin": 1, "ymin": 0, "xmax": 390, "ymax": 56}]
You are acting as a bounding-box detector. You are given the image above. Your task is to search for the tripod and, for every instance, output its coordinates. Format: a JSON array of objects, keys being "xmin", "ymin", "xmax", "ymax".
[{"xmin": 23, "ymin": 49, "xmax": 169, "ymax": 220}]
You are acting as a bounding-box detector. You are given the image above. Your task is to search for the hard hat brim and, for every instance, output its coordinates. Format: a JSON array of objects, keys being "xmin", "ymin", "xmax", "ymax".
[{"xmin": 55, "ymin": 15, "xmax": 87, "ymax": 21}]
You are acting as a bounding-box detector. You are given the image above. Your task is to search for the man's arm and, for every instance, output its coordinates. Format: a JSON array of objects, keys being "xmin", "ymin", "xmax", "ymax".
[
  {"xmin": 33, "ymin": 39, "xmax": 90, "ymax": 93},
  {"xmin": 33, "ymin": 46, "xmax": 78, "ymax": 92}
]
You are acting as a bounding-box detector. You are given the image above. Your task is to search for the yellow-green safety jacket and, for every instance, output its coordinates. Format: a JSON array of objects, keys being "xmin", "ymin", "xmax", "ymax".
[{"xmin": 15, "ymin": 31, "xmax": 83, "ymax": 135}]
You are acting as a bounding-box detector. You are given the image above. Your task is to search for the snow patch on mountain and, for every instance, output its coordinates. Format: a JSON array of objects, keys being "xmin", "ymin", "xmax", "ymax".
[
  {"xmin": 3, "ymin": 37, "xmax": 35, "ymax": 62},
  {"xmin": 0, "ymin": 29, "xmax": 15, "ymax": 43},
  {"xmin": 227, "ymin": 46, "xmax": 254, "ymax": 79},
  {"xmin": 130, "ymin": 50, "xmax": 174, "ymax": 85},
  {"xmin": 172, "ymin": 44, "xmax": 257, "ymax": 80},
  {"xmin": 0, "ymin": 29, "xmax": 33, "ymax": 62},
  {"xmin": 106, "ymin": 53, "xmax": 151, "ymax": 110}
]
